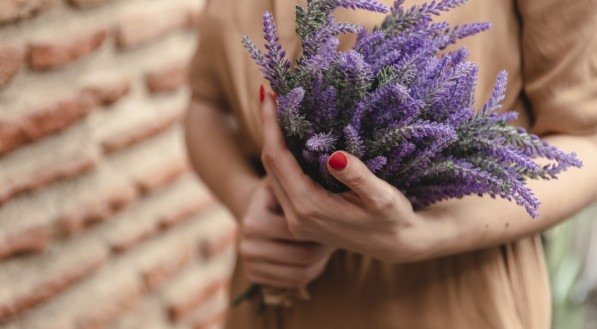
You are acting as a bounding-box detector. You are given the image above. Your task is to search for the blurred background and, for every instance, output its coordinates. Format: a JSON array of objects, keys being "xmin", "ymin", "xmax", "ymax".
[
  {"xmin": 0, "ymin": 0, "xmax": 594, "ymax": 328},
  {"xmin": 0, "ymin": 0, "xmax": 236, "ymax": 328}
]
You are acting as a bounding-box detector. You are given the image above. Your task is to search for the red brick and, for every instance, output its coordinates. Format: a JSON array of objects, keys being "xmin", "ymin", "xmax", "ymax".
[
  {"xmin": 56, "ymin": 203, "xmax": 112, "ymax": 237},
  {"xmin": 105, "ymin": 183, "xmax": 139, "ymax": 211},
  {"xmin": 0, "ymin": 120, "xmax": 27, "ymax": 156},
  {"xmin": 168, "ymin": 280, "xmax": 225, "ymax": 322},
  {"xmin": 159, "ymin": 196, "xmax": 214, "ymax": 231},
  {"xmin": 142, "ymin": 246, "xmax": 194, "ymax": 293},
  {"xmin": 0, "ymin": 225, "xmax": 51, "ymax": 260},
  {"xmin": 83, "ymin": 78, "xmax": 131, "ymax": 106},
  {"xmin": 0, "ymin": 155, "xmax": 96, "ymax": 206},
  {"xmin": 67, "ymin": 0, "xmax": 112, "ymax": 9},
  {"xmin": 135, "ymin": 157, "xmax": 190, "ymax": 195},
  {"xmin": 29, "ymin": 29, "xmax": 107, "ymax": 70},
  {"xmin": 0, "ymin": 93, "xmax": 97, "ymax": 156},
  {"xmin": 107, "ymin": 219, "xmax": 150, "ymax": 255},
  {"xmin": 202, "ymin": 225, "xmax": 238, "ymax": 259},
  {"xmin": 108, "ymin": 179, "xmax": 210, "ymax": 255},
  {"xmin": 101, "ymin": 114, "xmax": 180, "ymax": 155},
  {"xmin": 3, "ymin": 262, "xmax": 141, "ymax": 328},
  {"xmin": 145, "ymin": 63, "xmax": 187, "ymax": 94},
  {"xmin": 0, "ymin": 0, "xmax": 55, "ymax": 25},
  {"xmin": 56, "ymin": 184, "xmax": 138, "ymax": 236},
  {"xmin": 111, "ymin": 226, "xmax": 157, "ymax": 254},
  {"xmin": 0, "ymin": 45, "xmax": 25, "ymax": 89},
  {"xmin": 28, "ymin": 155, "xmax": 95, "ymax": 191},
  {"xmin": 116, "ymin": 6, "xmax": 188, "ymax": 49},
  {"xmin": 0, "ymin": 252, "xmax": 105, "ymax": 321},
  {"xmin": 23, "ymin": 93, "xmax": 96, "ymax": 139}
]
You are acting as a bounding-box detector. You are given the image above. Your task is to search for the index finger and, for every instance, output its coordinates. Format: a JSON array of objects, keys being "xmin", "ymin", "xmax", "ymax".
[{"xmin": 260, "ymin": 91, "xmax": 323, "ymax": 200}]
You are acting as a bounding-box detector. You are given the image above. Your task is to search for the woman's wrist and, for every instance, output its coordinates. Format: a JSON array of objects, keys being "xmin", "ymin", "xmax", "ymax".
[{"xmin": 389, "ymin": 207, "xmax": 456, "ymax": 264}]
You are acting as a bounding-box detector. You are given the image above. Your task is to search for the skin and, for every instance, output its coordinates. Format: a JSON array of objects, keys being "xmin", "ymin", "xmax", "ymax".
[{"xmin": 185, "ymin": 92, "xmax": 597, "ymax": 289}]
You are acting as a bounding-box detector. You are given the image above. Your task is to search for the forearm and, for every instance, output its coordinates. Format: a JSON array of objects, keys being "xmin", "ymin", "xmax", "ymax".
[
  {"xmin": 415, "ymin": 133, "xmax": 597, "ymax": 261},
  {"xmin": 184, "ymin": 100, "xmax": 260, "ymax": 219}
]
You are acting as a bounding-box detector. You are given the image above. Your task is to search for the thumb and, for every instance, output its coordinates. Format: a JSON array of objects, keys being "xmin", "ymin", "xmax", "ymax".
[
  {"xmin": 259, "ymin": 85, "xmax": 286, "ymax": 153},
  {"xmin": 326, "ymin": 151, "xmax": 387, "ymax": 201}
]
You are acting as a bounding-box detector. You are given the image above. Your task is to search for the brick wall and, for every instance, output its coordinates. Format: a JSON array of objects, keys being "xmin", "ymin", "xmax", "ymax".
[{"xmin": 0, "ymin": 1, "xmax": 237, "ymax": 328}]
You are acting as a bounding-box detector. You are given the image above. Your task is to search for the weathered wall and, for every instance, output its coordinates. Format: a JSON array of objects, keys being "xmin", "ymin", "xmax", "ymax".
[{"xmin": 0, "ymin": 0, "xmax": 236, "ymax": 328}]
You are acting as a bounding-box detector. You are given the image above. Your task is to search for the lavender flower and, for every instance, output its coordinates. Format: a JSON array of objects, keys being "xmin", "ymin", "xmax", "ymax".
[
  {"xmin": 261, "ymin": 11, "xmax": 291, "ymax": 93},
  {"xmin": 242, "ymin": 0, "xmax": 582, "ymax": 217},
  {"xmin": 307, "ymin": 132, "xmax": 338, "ymax": 152},
  {"xmin": 366, "ymin": 156, "xmax": 388, "ymax": 173}
]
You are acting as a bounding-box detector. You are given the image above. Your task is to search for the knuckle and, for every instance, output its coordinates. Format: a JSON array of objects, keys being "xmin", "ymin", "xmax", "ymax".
[
  {"xmin": 260, "ymin": 150, "xmax": 277, "ymax": 168},
  {"xmin": 295, "ymin": 185, "xmax": 312, "ymax": 201},
  {"xmin": 242, "ymin": 213, "xmax": 270, "ymax": 238},
  {"xmin": 286, "ymin": 219, "xmax": 309, "ymax": 241},
  {"xmin": 371, "ymin": 194, "xmax": 395, "ymax": 213},
  {"xmin": 241, "ymin": 220, "xmax": 258, "ymax": 238},
  {"xmin": 292, "ymin": 197, "xmax": 317, "ymax": 219},
  {"xmin": 285, "ymin": 217, "xmax": 303, "ymax": 237},
  {"xmin": 345, "ymin": 168, "xmax": 368, "ymax": 187},
  {"xmin": 294, "ymin": 205, "xmax": 314, "ymax": 219}
]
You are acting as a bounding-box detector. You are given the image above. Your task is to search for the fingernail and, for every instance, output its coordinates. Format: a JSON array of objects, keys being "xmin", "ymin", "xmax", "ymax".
[
  {"xmin": 259, "ymin": 85, "xmax": 265, "ymax": 103},
  {"xmin": 328, "ymin": 152, "xmax": 348, "ymax": 170},
  {"xmin": 272, "ymin": 92, "xmax": 278, "ymax": 101}
]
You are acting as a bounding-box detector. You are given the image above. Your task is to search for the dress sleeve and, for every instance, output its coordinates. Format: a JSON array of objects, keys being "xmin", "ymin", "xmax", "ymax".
[
  {"xmin": 517, "ymin": 0, "xmax": 597, "ymax": 136},
  {"xmin": 188, "ymin": 2, "xmax": 227, "ymax": 110}
]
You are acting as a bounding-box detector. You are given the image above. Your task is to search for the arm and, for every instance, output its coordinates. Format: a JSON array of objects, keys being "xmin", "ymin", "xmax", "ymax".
[
  {"xmin": 184, "ymin": 100, "xmax": 260, "ymax": 219},
  {"xmin": 416, "ymin": 133, "xmax": 597, "ymax": 260}
]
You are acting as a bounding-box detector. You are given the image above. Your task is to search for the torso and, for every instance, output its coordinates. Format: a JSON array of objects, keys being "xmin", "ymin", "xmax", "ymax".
[{"xmin": 199, "ymin": 1, "xmax": 551, "ymax": 328}]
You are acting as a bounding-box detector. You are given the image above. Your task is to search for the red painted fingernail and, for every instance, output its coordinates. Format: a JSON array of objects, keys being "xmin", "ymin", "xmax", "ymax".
[
  {"xmin": 259, "ymin": 85, "xmax": 265, "ymax": 103},
  {"xmin": 328, "ymin": 152, "xmax": 348, "ymax": 170}
]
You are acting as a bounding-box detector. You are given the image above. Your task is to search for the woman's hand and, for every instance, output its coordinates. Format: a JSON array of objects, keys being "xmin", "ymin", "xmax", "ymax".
[
  {"xmin": 259, "ymin": 92, "xmax": 433, "ymax": 263},
  {"xmin": 239, "ymin": 178, "xmax": 336, "ymax": 288}
]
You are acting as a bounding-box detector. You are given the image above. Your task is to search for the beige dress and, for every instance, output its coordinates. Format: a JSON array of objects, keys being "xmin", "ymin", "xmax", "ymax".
[{"xmin": 189, "ymin": 0, "xmax": 597, "ymax": 328}]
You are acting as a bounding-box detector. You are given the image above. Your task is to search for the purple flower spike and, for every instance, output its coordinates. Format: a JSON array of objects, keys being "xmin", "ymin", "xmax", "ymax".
[
  {"xmin": 337, "ymin": 0, "xmax": 390, "ymax": 13},
  {"xmin": 261, "ymin": 11, "xmax": 291, "ymax": 93},
  {"xmin": 306, "ymin": 132, "xmax": 338, "ymax": 152},
  {"xmin": 366, "ymin": 156, "xmax": 388, "ymax": 173},
  {"xmin": 482, "ymin": 70, "xmax": 508, "ymax": 114}
]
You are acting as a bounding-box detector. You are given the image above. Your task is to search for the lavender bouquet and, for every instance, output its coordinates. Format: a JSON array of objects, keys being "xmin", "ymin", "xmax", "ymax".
[{"xmin": 243, "ymin": 0, "xmax": 581, "ymax": 218}]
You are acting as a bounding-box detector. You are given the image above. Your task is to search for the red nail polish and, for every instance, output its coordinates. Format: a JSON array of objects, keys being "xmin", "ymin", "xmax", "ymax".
[
  {"xmin": 259, "ymin": 85, "xmax": 265, "ymax": 103},
  {"xmin": 329, "ymin": 152, "xmax": 348, "ymax": 170}
]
